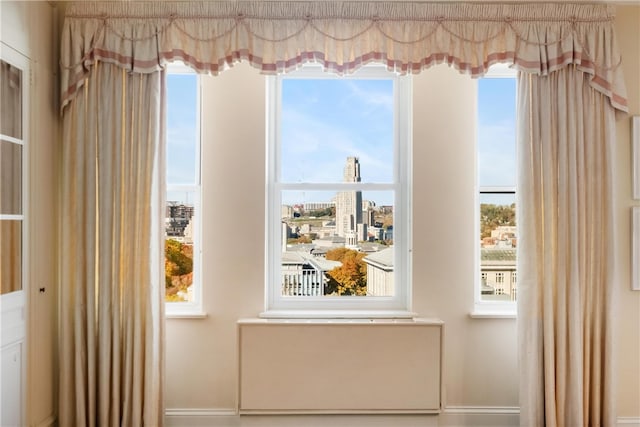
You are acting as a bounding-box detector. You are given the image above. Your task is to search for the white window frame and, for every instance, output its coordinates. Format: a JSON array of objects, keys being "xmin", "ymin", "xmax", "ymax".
[
  {"xmin": 472, "ymin": 63, "xmax": 518, "ymax": 318},
  {"xmin": 264, "ymin": 64, "xmax": 413, "ymax": 318},
  {"xmin": 164, "ymin": 63, "xmax": 205, "ymax": 318}
]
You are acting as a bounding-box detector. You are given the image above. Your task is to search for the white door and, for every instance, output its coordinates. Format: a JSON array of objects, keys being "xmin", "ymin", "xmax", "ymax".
[{"xmin": 0, "ymin": 42, "xmax": 29, "ymax": 427}]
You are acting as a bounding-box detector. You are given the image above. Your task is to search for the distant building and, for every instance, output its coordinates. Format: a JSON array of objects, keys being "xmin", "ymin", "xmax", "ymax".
[
  {"xmin": 281, "ymin": 251, "xmax": 341, "ymax": 296},
  {"xmin": 362, "ymin": 200, "xmax": 376, "ymax": 211},
  {"xmin": 368, "ymin": 226, "xmax": 384, "ymax": 241},
  {"xmin": 383, "ymin": 226, "xmax": 393, "ymax": 241},
  {"xmin": 482, "ymin": 225, "xmax": 517, "ymax": 248},
  {"xmin": 481, "ymin": 248, "xmax": 517, "ymax": 300},
  {"xmin": 363, "ymin": 247, "xmax": 394, "ymax": 296},
  {"xmin": 165, "ymin": 203, "xmax": 194, "ymax": 240},
  {"xmin": 364, "ymin": 208, "xmax": 376, "ymax": 227},
  {"xmin": 345, "ymin": 230, "xmax": 358, "ymax": 248},
  {"xmin": 335, "ymin": 157, "xmax": 363, "ymax": 238},
  {"xmin": 304, "ymin": 201, "xmax": 335, "ymax": 212},
  {"xmin": 357, "ymin": 223, "xmax": 368, "ymax": 242},
  {"xmin": 312, "ymin": 235, "xmax": 346, "ymax": 249},
  {"xmin": 281, "ymin": 205, "xmax": 294, "ymax": 219}
]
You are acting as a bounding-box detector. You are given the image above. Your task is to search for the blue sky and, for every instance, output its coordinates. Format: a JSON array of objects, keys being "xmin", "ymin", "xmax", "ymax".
[
  {"xmin": 477, "ymin": 77, "xmax": 517, "ymax": 188},
  {"xmin": 281, "ymin": 78, "xmax": 394, "ymax": 185},
  {"xmin": 165, "ymin": 72, "xmax": 517, "ymax": 206},
  {"xmin": 166, "ymin": 73, "xmax": 198, "ymax": 186}
]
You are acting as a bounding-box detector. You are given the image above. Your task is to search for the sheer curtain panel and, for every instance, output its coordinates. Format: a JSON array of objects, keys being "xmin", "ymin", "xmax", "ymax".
[{"xmin": 59, "ymin": 62, "xmax": 165, "ymax": 426}]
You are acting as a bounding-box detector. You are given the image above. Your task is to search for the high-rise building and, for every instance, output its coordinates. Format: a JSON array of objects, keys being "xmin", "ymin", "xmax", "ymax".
[{"xmin": 335, "ymin": 157, "xmax": 363, "ymax": 238}]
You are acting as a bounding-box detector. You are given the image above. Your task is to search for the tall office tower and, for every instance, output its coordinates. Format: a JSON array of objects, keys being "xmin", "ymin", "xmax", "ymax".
[{"xmin": 335, "ymin": 157, "xmax": 363, "ymax": 238}]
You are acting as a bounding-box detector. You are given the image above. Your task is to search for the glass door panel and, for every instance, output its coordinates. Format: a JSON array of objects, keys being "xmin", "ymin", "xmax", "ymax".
[
  {"xmin": 0, "ymin": 139, "xmax": 22, "ymax": 215},
  {"xmin": 0, "ymin": 221, "xmax": 22, "ymax": 294},
  {"xmin": 0, "ymin": 60, "xmax": 23, "ymax": 139}
]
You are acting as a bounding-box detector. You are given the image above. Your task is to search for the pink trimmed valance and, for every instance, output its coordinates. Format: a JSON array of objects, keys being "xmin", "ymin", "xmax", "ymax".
[{"xmin": 60, "ymin": 1, "xmax": 628, "ymax": 112}]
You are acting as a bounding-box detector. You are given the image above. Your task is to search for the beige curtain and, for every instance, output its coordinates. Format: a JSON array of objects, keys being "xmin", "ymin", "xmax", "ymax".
[
  {"xmin": 59, "ymin": 2, "xmax": 627, "ymax": 113},
  {"xmin": 517, "ymin": 67, "xmax": 616, "ymax": 426},
  {"xmin": 59, "ymin": 61, "xmax": 165, "ymax": 426}
]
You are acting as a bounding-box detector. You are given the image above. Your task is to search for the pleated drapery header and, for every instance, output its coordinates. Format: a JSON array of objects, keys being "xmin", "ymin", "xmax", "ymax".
[{"xmin": 60, "ymin": 1, "xmax": 628, "ymax": 112}]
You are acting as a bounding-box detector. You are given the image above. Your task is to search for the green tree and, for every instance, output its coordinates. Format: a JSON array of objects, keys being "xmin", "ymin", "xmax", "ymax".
[
  {"xmin": 308, "ymin": 207, "xmax": 335, "ymax": 217},
  {"xmin": 480, "ymin": 203, "xmax": 516, "ymax": 239}
]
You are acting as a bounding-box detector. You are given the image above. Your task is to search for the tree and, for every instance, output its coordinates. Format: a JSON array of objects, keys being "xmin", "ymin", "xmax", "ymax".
[
  {"xmin": 287, "ymin": 236, "xmax": 312, "ymax": 244},
  {"xmin": 480, "ymin": 203, "xmax": 516, "ymax": 239},
  {"xmin": 165, "ymin": 239, "xmax": 193, "ymax": 288},
  {"xmin": 325, "ymin": 248, "xmax": 367, "ymax": 296},
  {"xmin": 308, "ymin": 207, "xmax": 335, "ymax": 218}
]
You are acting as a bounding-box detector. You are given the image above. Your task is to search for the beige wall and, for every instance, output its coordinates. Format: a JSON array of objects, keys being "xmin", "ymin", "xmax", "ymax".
[
  {"xmin": 166, "ymin": 64, "xmax": 266, "ymax": 410},
  {"xmin": 165, "ymin": 5, "xmax": 640, "ymax": 422},
  {"xmin": 412, "ymin": 65, "xmax": 519, "ymax": 408},
  {"xmin": 167, "ymin": 61, "xmax": 520, "ymax": 414},
  {"xmin": 1, "ymin": 1, "xmax": 61, "ymax": 426}
]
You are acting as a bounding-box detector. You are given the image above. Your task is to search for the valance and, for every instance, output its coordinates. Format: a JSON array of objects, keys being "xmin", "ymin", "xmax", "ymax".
[{"xmin": 60, "ymin": 1, "xmax": 628, "ymax": 112}]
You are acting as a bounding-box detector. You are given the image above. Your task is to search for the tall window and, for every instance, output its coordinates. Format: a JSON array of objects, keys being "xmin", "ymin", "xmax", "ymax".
[
  {"xmin": 165, "ymin": 64, "xmax": 202, "ymax": 315},
  {"xmin": 266, "ymin": 65, "xmax": 412, "ymax": 316},
  {"xmin": 476, "ymin": 65, "xmax": 517, "ymax": 313}
]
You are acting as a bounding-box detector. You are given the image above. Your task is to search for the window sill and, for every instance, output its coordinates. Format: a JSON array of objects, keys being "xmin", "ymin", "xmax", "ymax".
[
  {"xmin": 469, "ymin": 311, "xmax": 516, "ymax": 319},
  {"xmin": 259, "ymin": 309, "xmax": 417, "ymax": 320},
  {"xmin": 165, "ymin": 311, "xmax": 208, "ymax": 319},
  {"xmin": 243, "ymin": 316, "xmax": 443, "ymax": 325}
]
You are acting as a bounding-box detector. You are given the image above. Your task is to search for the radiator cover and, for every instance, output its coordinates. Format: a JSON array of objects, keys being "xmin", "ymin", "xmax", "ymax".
[{"xmin": 237, "ymin": 318, "xmax": 443, "ymax": 414}]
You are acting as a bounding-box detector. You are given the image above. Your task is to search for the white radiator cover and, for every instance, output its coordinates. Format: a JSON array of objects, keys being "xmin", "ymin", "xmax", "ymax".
[{"xmin": 237, "ymin": 318, "xmax": 443, "ymax": 414}]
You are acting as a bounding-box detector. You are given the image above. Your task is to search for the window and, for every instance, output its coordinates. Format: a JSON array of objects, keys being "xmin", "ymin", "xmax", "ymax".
[
  {"xmin": 164, "ymin": 64, "xmax": 203, "ymax": 316},
  {"xmin": 266, "ymin": 64, "xmax": 412, "ymax": 317},
  {"xmin": 475, "ymin": 64, "xmax": 517, "ymax": 315}
]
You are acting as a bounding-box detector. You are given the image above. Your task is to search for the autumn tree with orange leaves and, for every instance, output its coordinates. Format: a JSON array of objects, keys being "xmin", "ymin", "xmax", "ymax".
[{"xmin": 325, "ymin": 248, "xmax": 367, "ymax": 296}]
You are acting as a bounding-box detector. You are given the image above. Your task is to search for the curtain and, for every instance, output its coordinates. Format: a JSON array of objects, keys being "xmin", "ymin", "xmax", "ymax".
[
  {"xmin": 517, "ymin": 67, "xmax": 616, "ymax": 426},
  {"xmin": 59, "ymin": 2, "xmax": 627, "ymax": 113},
  {"xmin": 59, "ymin": 61, "xmax": 165, "ymax": 426}
]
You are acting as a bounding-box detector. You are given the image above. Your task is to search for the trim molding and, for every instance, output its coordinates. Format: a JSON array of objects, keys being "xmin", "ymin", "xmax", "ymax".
[
  {"xmin": 440, "ymin": 406, "xmax": 520, "ymax": 427},
  {"xmin": 165, "ymin": 408, "xmax": 237, "ymax": 417},
  {"xmin": 165, "ymin": 408, "xmax": 237, "ymax": 427},
  {"xmin": 443, "ymin": 405, "xmax": 520, "ymax": 414},
  {"xmin": 618, "ymin": 418, "xmax": 640, "ymax": 427},
  {"xmin": 165, "ymin": 407, "xmax": 639, "ymax": 427}
]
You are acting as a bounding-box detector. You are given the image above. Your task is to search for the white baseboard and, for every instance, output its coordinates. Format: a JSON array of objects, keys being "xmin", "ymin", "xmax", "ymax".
[
  {"xmin": 164, "ymin": 407, "xmax": 640, "ymax": 427},
  {"xmin": 165, "ymin": 408, "xmax": 238, "ymax": 427},
  {"xmin": 443, "ymin": 406, "xmax": 520, "ymax": 414},
  {"xmin": 165, "ymin": 408, "xmax": 439, "ymax": 427},
  {"xmin": 440, "ymin": 406, "xmax": 519, "ymax": 427},
  {"xmin": 618, "ymin": 417, "xmax": 640, "ymax": 427}
]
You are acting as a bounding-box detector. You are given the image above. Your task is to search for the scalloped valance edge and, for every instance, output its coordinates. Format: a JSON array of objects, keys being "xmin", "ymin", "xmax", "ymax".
[{"xmin": 59, "ymin": 1, "xmax": 628, "ymax": 114}]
